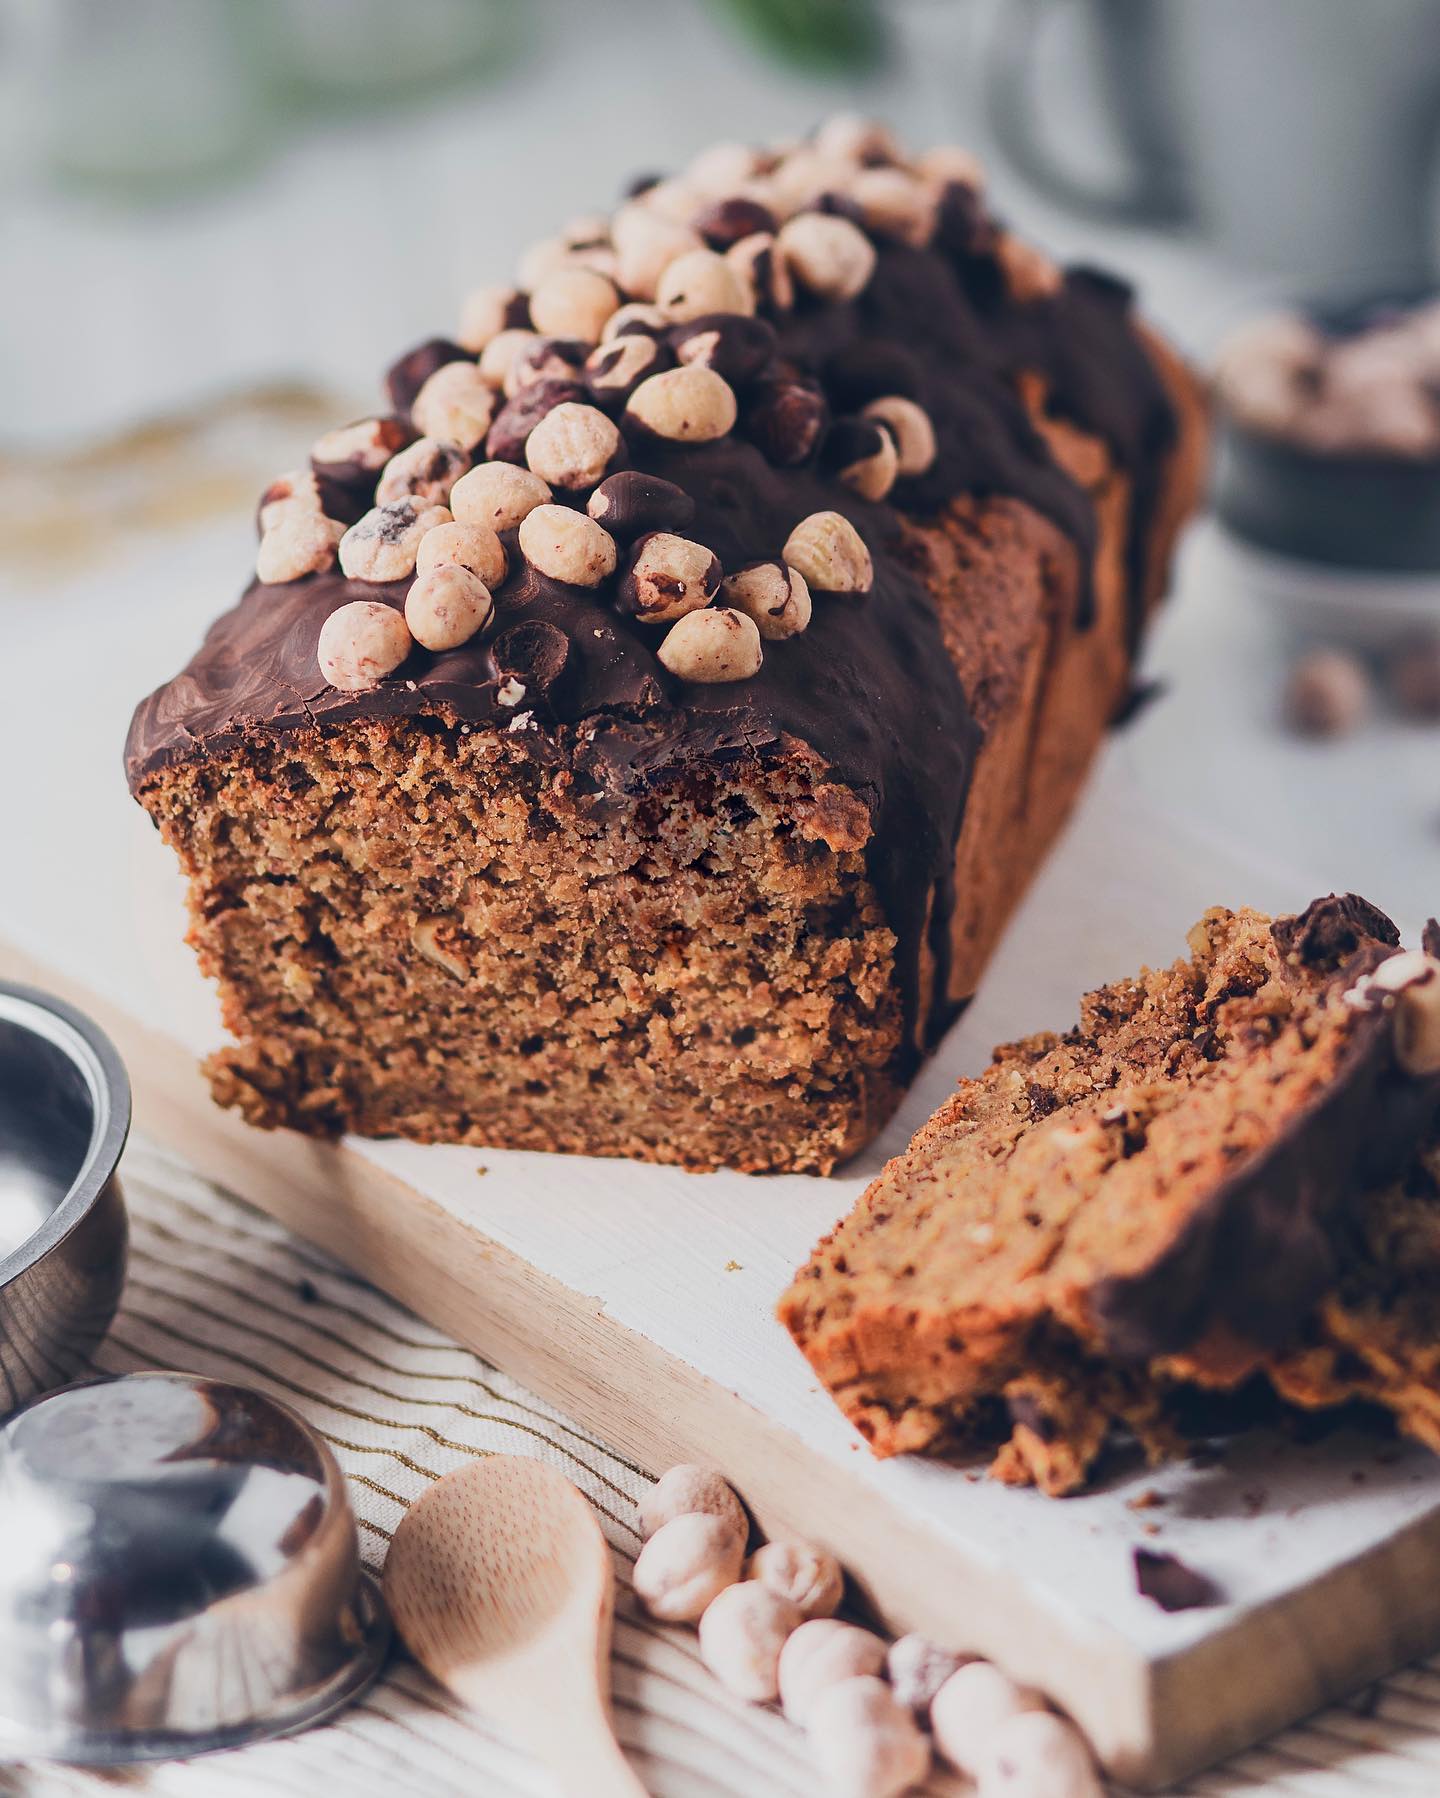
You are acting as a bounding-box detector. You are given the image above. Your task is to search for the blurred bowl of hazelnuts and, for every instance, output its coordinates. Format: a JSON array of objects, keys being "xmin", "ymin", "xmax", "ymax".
[
  {"xmin": 1211, "ymin": 290, "xmax": 1440, "ymax": 741},
  {"xmin": 1213, "ymin": 291, "xmax": 1440, "ymax": 605}
]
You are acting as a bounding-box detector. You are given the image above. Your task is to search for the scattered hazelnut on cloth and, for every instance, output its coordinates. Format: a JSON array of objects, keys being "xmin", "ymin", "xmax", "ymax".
[
  {"xmin": 807, "ymin": 1674, "xmax": 931, "ymax": 1798},
  {"xmin": 638, "ymin": 1464, "xmax": 746, "ymax": 1543},
  {"xmin": 698, "ymin": 1582, "xmax": 802, "ymax": 1702},
  {"xmin": 746, "ymin": 1538, "xmax": 843, "ymax": 1619},
  {"xmin": 930, "ymin": 1661, "xmax": 1048, "ymax": 1779},
  {"xmin": 317, "ymin": 601, "xmax": 412, "ymax": 691},
  {"xmin": 778, "ymin": 1619, "xmax": 888, "ymax": 1727},
  {"xmin": 885, "ymin": 1633, "xmax": 968, "ymax": 1716},
  {"xmin": 633, "ymin": 1512, "xmax": 745, "ymax": 1623},
  {"xmin": 975, "ymin": 1711, "xmax": 1103, "ymax": 1798},
  {"xmin": 1282, "ymin": 647, "xmax": 1371, "ymax": 737}
]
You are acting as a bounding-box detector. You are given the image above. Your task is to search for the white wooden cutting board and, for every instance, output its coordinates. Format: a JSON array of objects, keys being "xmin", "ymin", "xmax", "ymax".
[{"xmin": 6, "ymin": 518, "xmax": 1440, "ymax": 1790}]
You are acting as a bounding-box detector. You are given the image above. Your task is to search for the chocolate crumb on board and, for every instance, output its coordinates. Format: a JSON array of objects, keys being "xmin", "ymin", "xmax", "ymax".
[{"xmin": 1134, "ymin": 1548, "xmax": 1223, "ymax": 1612}]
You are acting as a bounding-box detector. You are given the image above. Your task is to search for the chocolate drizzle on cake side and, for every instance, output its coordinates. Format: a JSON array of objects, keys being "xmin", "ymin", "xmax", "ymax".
[{"xmin": 124, "ymin": 130, "xmax": 1177, "ymax": 1063}]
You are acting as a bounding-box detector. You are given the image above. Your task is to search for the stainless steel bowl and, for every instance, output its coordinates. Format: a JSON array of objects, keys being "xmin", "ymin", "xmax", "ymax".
[
  {"xmin": 0, "ymin": 981, "xmax": 129, "ymax": 1414},
  {"xmin": 0, "ymin": 1371, "xmax": 390, "ymax": 1764}
]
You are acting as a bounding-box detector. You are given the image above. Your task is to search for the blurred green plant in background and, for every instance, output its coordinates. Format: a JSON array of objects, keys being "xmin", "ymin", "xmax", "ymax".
[{"xmin": 709, "ymin": 0, "xmax": 888, "ymax": 71}]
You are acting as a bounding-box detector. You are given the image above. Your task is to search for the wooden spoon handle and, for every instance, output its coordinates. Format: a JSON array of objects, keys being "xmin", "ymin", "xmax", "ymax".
[{"xmin": 537, "ymin": 1717, "xmax": 649, "ymax": 1798}]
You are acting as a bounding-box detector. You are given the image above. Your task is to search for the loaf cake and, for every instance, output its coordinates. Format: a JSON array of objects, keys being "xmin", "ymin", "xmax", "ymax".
[
  {"xmin": 780, "ymin": 895, "xmax": 1440, "ymax": 1490},
  {"xmin": 124, "ymin": 119, "xmax": 1206, "ymax": 1174}
]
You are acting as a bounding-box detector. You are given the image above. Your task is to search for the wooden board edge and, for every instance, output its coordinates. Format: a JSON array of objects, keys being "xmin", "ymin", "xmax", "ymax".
[{"xmin": 9, "ymin": 939, "xmax": 1440, "ymax": 1787}]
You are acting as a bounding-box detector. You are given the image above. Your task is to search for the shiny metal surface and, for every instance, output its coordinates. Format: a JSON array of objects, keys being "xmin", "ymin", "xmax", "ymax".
[
  {"xmin": 0, "ymin": 1371, "xmax": 390, "ymax": 1764},
  {"xmin": 0, "ymin": 982, "xmax": 129, "ymax": 1415}
]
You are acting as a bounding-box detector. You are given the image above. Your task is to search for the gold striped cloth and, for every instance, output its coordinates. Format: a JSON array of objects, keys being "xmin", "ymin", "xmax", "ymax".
[{"xmin": 4, "ymin": 1138, "xmax": 1440, "ymax": 1798}]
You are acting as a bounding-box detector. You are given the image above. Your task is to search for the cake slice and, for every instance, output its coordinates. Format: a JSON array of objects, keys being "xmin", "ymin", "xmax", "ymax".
[
  {"xmin": 125, "ymin": 120, "xmax": 1205, "ymax": 1174},
  {"xmin": 779, "ymin": 895, "xmax": 1440, "ymax": 1490}
]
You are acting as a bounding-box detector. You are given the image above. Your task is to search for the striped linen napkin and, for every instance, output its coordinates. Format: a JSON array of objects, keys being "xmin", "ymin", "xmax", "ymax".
[{"xmin": 2, "ymin": 1138, "xmax": 1437, "ymax": 1798}]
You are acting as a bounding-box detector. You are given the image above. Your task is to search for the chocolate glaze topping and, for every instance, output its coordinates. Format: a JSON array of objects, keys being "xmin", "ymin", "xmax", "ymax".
[{"xmin": 125, "ymin": 183, "xmax": 1176, "ymax": 1058}]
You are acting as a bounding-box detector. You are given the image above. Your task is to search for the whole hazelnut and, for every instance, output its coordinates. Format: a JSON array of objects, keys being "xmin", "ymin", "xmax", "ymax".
[
  {"xmin": 770, "ymin": 146, "xmax": 859, "ymax": 215},
  {"xmin": 916, "ymin": 143, "xmax": 986, "ymax": 192},
  {"xmin": 697, "ymin": 1582, "xmax": 802, "ymax": 1703},
  {"xmin": 745, "ymin": 1537, "xmax": 842, "ymax": 1618},
  {"xmin": 478, "ymin": 328, "xmax": 542, "ymax": 390},
  {"xmin": 1283, "ymin": 647, "xmax": 1371, "ymax": 737},
  {"xmin": 258, "ymin": 470, "xmax": 324, "ymax": 535},
  {"xmin": 813, "ymin": 113, "xmax": 901, "ymax": 166},
  {"xmin": 637, "ymin": 175, "xmax": 707, "ymax": 225},
  {"xmin": 657, "ymin": 608, "xmax": 763, "ymax": 684},
  {"xmin": 807, "ymin": 1676, "xmax": 931, "ymax": 1798},
  {"xmin": 524, "ymin": 401, "xmax": 621, "ymax": 490},
  {"xmin": 528, "ymin": 266, "xmax": 620, "ymax": 345},
  {"xmin": 777, "ymin": 1619, "xmax": 888, "ymax": 1727},
  {"xmin": 745, "ymin": 375, "xmax": 828, "ymax": 466},
  {"xmin": 517, "ymin": 235, "xmax": 575, "ymax": 292},
  {"xmin": 404, "ymin": 564, "xmax": 493, "ymax": 652},
  {"xmin": 310, "ymin": 417, "xmax": 413, "ymax": 482},
  {"xmin": 637, "ymin": 1464, "xmax": 746, "ymax": 1542},
  {"xmin": 655, "ymin": 247, "xmax": 754, "ymax": 322},
  {"xmin": 777, "ymin": 213, "xmax": 876, "ymax": 302},
  {"xmin": 457, "ymin": 282, "xmax": 523, "ymax": 353},
  {"xmin": 613, "ymin": 204, "xmax": 704, "ymax": 300},
  {"xmin": 585, "ymin": 334, "xmax": 669, "ymax": 405},
  {"xmin": 587, "ymin": 471, "xmax": 696, "ymax": 541},
  {"xmin": 822, "ymin": 417, "xmax": 899, "ymax": 501},
  {"xmin": 727, "ymin": 232, "xmax": 795, "ymax": 314},
  {"xmin": 885, "ymin": 1634, "xmax": 968, "ymax": 1716},
  {"xmin": 627, "ymin": 365, "xmax": 738, "ymax": 442},
  {"xmin": 375, "ymin": 438, "xmax": 469, "ymax": 508},
  {"xmin": 784, "ymin": 510, "xmax": 873, "ymax": 593},
  {"xmin": 485, "ymin": 378, "xmax": 588, "ymax": 465},
  {"xmin": 671, "ymin": 314, "xmax": 778, "ymax": 387},
  {"xmin": 317, "ymin": 600, "xmax": 413, "ymax": 691},
  {"xmin": 850, "ymin": 166, "xmax": 938, "ymax": 247},
  {"xmin": 411, "ymin": 360, "xmax": 496, "ymax": 451},
  {"xmin": 862, "ymin": 395, "xmax": 937, "ymax": 476},
  {"xmin": 339, "ymin": 500, "xmax": 451, "ymax": 583},
  {"xmin": 503, "ymin": 336, "xmax": 589, "ymax": 400},
  {"xmin": 416, "ymin": 520, "xmax": 506, "ymax": 589},
  {"xmin": 602, "ymin": 301, "xmax": 671, "ymax": 343},
  {"xmin": 693, "ymin": 195, "xmax": 778, "ymax": 250},
  {"xmin": 450, "ymin": 462, "xmax": 553, "ymax": 533},
  {"xmin": 930, "ymin": 1662, "xmax": 1048, "ymax": 1779},
  {"xmin": 385, "ymin": 337, "xmax": 468, "ymax": 414},
  {"xmin": 256, "ymin": 509, "xmax": 345, "ymax": 584},
  {"xmin": 996, "ymin": 233, "xmax": 1064, "ymax": 303},
  {"xmin": 686, "ymin": 139, "xmax": 766, "ymax": 196},
  {"xmin": 720, "ymin": 561, "xmax": 812, "ymax": 640},
  {"xmin": 975, "ymin": 1712, "xmax": 1102, "ymax": 1798},
  {"xmin": 517, "ymin": 504, "xmax": 617, "ymax": 588},
  {"xmin": 632, "ymin": 1512, "xmax": 744, "ymax": 1623},
  {"xmin": 1390, "ymin": 637, "xmax": 1440, "ymax": 718},
  {"xmin": 619, "ymin": 532, "xmax": 722, "ymax": 624}
]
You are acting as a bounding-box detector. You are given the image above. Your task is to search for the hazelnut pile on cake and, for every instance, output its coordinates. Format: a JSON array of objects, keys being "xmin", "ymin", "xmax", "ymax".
[
  {"xmin": 125, "ymin": 119, "xmax": 1205, "ymax": 1174},
  {"xmin": 781, "ymin": 895, "xmax": 1440, "ymax": 1491}
]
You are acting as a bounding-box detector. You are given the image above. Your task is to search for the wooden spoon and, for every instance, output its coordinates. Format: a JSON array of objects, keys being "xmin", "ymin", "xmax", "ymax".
[{"xmin": 384, "ymin": 1456, "xmax": 646, "ymax": 1798}]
